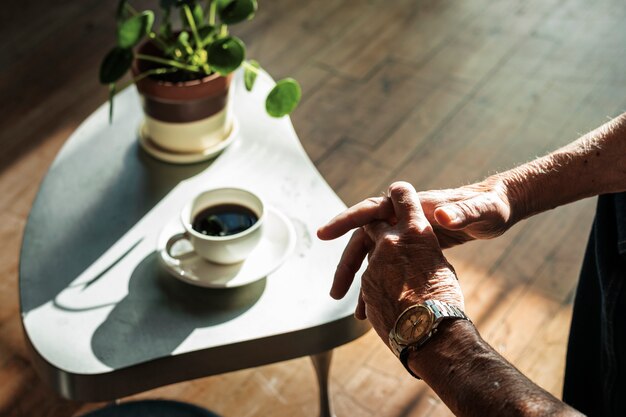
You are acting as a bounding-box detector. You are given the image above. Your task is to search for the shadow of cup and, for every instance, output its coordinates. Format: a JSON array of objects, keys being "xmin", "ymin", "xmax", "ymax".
[{"xmin": 91, "ymin": 252, "xmax": 266, "ymax": 369}]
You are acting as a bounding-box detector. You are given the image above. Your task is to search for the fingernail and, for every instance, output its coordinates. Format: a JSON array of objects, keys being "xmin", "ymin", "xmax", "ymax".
[{"xmin": 443, "ymin": 207, "xmax": 461, "ymax": 225}]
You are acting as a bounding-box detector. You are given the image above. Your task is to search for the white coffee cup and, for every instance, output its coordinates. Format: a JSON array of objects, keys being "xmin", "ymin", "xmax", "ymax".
[{"xmin": 165, "ymin": 188, "xmax": 264, "ymax": 264}]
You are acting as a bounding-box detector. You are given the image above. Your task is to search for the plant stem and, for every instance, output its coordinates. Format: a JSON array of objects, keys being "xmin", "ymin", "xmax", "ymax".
[
  {"xmin": 122, "ymin": 67, "xmax": 179, "ymax": 90},
  {"xmin": 136, "ymin": 53, "xmax": 201, "ymax": 72},
  {"xmin": 178, "ymin": 33, "xmax": 195, "ymax": 55},
  {"xmin": 220, "ymin": 24, "xmax": 228, "ymax": 37},
  {"xmin": 182, "ymin": 43, "xmax": 195, "ymax": 56},
  {"xmin": 108, "ymin": 83, "xmax": 116, "ymax": 124},
  {"xmin": 242, "ymin": 60, "xmax": 261, "ymax": 74},
  {"xmin": 209, "ymin": 0, "xmax": 217, "ymax": 26},
  {"xmin": 183, "ymin": 4, "xmax": 203, "ymax": 47}
]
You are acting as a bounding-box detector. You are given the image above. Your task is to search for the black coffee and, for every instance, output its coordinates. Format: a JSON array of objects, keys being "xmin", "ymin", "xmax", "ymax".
[{"xmin": 192, "ymin": 204, "xmax": 259, "ymax": 237}]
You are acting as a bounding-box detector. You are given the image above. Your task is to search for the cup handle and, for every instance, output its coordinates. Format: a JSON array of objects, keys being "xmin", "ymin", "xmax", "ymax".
[{"xmin": 165, "ymin": 231, "xmax": 195, "ymax": 261}]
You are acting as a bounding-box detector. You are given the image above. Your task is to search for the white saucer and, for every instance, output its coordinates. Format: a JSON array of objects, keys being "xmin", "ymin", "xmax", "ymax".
[
  {"xmin": 139, "ymin": 118, "xmax": 239, "ymax": 164},
  {"xmin": 157, "ymin": 206, "xmax": 296, "ymax": 288}
]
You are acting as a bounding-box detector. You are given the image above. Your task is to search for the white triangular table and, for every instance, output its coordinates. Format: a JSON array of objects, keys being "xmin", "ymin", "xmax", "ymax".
[{"xmin": 19, "ymin": 70, "xmax": 370, "ymax": 416}]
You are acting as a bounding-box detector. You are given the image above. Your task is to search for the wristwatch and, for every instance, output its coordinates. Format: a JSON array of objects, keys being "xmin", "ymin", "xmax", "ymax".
[{"xmin": 389, "ymin": 299, "xmax": 471, "ymax": 379}]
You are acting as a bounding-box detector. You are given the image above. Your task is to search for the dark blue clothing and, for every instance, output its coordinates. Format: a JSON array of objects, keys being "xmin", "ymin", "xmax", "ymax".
[{"xmin": 564, "ymin": 193, "xmax": 626, "ymax": 416}]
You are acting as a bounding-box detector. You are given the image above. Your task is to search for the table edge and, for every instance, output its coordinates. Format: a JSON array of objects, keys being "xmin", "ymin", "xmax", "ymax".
[{"xmin": 24, "ymin": 313, "xmax": 371, "ymax": 401}]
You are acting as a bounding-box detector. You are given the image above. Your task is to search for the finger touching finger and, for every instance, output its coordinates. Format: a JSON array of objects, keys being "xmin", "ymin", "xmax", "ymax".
[
  {"xmin": 387, "ymin": 181, "xmax": 427, "ymax": 225},
  {"xmin": 331, "ymin": 228, "xmax": 371, "ymax": 299},
  {"xmin": 363, "ymin": 219, "xmax": 393, "ymax": 242},
  {"xmin": 317, "ymin": 196, "xmax": 394, "ymax": 240}
]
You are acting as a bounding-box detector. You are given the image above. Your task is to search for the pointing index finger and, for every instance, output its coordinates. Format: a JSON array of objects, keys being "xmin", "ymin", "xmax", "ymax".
[{"xmin": 317, "ymin": 196, "xmax": 394, "ymax": 240}]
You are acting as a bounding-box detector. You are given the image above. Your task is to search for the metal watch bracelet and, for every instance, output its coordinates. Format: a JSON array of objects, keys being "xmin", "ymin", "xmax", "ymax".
[{"xmin": 398, "ymin": 300, "xmax": 471, "ymax": 380}]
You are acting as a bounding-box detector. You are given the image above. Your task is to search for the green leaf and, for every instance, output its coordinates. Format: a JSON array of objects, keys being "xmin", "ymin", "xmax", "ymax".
[
  {"xmin": 99, "ymin": 47, "xmax": 133, "ymax": 84},
  {"xmin": 117, "ymin": 11, "xmax": 155, "ymax": 49},
  {"xmin": 265, "ymin": 78, "xmax": 301, "ymax": 117},
  {"xmin": 207, "ymin": 36, "xmax": 245, "ymax": 75},
  {"xmin": 216, "ymin": 0, "xmax": 257, "ymax": 25},
  {"xmin": 244, "ymin": 59, "xmax": 260, "ymax": 91}
]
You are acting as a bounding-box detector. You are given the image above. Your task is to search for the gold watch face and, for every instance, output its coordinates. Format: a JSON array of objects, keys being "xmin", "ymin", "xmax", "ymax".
[{"xmin": 395, "ymin": 305, "xmax": 434, "ymax": 343}]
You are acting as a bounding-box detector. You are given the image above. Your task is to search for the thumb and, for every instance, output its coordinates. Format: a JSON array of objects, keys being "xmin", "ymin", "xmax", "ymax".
[{"xmin": 434, "ymin": 201, "xmax": 481, "ymax": 230}]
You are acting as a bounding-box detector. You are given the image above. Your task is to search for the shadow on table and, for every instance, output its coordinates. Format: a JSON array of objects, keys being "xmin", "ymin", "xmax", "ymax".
[
  {"xmin": 91, "ymin": 252, "xmax": 265, "ymax": 369},
  {"xmin": 21, "ymin": 140, "xmax": 212, "ymax": 314}
]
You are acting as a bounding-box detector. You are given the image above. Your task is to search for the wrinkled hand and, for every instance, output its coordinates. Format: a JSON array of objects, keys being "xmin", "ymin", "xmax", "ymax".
[
  {"xmin": 317, "ymin": 179, "xmax": 512, "ymax": 324},
  {"xmin": 318, "ymin": 178, "xmax": 513, "ymax": 250},
  {"xmin": 418, "ymin": 179, "xmax": 513, "ymax": 247},
  {"xmin": 319, "ymin": 182, "xmax": 464, "ymax": 343}
]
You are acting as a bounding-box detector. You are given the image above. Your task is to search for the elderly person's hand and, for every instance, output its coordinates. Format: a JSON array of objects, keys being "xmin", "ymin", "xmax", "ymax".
[
  {"xmin": 314, "ymin": 113, "xmax": 626, "ymax": 417},
  {"xmin": 417, "ymin": 179, "xmax": 514, "ymax": 247},
  {"xmin": 323, "ymin": 182, "xmax": 464, "ymax": 343},
  {"xmin": 318, "ymin": 178, "xmax": 515, "ymax": 312},
  {"xmin": 318, "ymin": 177, "xmax": 514, "ymax": 250}
]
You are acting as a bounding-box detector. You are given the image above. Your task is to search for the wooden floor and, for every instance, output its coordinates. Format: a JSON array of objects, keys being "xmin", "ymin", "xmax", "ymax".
[{"xmin": 1, "ymin": 0, "xmax": 625, "ymax": 415}]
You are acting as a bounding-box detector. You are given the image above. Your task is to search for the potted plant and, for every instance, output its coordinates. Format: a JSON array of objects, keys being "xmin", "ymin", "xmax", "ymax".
[{"xmin": 99, "ymin": 0, "xmax": 301, "ymax": 155}]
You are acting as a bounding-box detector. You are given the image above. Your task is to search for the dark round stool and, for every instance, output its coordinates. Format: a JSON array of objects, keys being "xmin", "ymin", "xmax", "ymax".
[{"xmin": 80, "ymin": 400, "xmax": 221, "ymax": 417}]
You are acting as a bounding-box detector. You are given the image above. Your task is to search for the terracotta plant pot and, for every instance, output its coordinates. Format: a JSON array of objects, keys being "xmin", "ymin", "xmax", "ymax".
[{"xmin": 132, "ymin": 41, "xmax": 234, "ymax": 153}]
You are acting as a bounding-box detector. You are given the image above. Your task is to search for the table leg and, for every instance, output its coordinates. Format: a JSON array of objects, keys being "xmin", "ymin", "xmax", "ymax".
[{"xmin": 310, "ymin": 350, "xmax": 337, "ymax": 417}]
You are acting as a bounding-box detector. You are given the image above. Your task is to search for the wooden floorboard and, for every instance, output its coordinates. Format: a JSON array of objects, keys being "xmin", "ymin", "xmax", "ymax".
[{"xmin": 1, "ymin": 0, "xmax": 625, "ymax": 416}]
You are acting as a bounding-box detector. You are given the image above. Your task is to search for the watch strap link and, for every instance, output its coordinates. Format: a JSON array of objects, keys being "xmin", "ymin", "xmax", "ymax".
[{"xmin": 424, "ymin": 299, "xmax": 469, "ymax": 322}]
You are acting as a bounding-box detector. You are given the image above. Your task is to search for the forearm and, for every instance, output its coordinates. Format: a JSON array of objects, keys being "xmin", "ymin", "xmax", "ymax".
[
  {"xmin": 496, "ymin": 112, "xmax": 626, "ymax": 223},
  {"xmin": 408, "ymin": 320, "xmax": 583, "ymax": 417}
]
